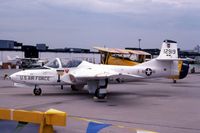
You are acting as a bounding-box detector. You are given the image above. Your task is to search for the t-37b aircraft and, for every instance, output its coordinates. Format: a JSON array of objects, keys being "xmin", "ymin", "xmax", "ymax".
[{"xmin": 10, "ymin": 40, "xmax": 189, "ymax": 100}]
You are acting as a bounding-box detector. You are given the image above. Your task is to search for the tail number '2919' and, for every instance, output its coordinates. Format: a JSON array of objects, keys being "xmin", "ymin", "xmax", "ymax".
[{"xmin": 164, "ymin": 49, "xmax": 176, "ymax": 56}]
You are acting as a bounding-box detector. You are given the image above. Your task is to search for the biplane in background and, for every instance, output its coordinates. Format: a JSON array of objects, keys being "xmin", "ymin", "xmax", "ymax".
[
  {"xmin": 94, "ymin": 47, "xmax": 151, "ymax": 66},
  {"xmin": 94, "ymin": 46, "xmax": 189, "ymax": 83}
]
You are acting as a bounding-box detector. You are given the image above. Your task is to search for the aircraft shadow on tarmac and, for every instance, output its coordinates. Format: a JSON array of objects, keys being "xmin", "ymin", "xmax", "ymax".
[
  {"xmin": 6, "ymin": 87, "xmax": 184, "ymax": 109},
  {"xmin": 10, "ymin": 86, "xmax": 174, "ymax": 98},
  {"xmin": 12, "ymin": 90, "xmax": 174, "ymax": 109},
  {"xmin": 10, "ymin": 88, "xmax": 91, "ymax": 97},
  {"xmin": 0, "ymin": 85, "xmax": 16, "ymax": 88},
  {"xmin": 108, "ymin": 90, "xmax": 172, "ymax": 98},
  {"xmin": 172, "ymin": 84, "xmax": 200, "ymax": 88},
  {"xmin": 9, "ymin": 85, "xmax": 178, "ymax": 99},
  {"xmin": 4, "ymin": 83, "xmax": 191, "ymax": 108}
]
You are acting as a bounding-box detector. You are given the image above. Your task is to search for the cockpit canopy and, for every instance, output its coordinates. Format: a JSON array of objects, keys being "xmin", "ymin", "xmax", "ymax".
[
  {"xmin": 44, "ymin": 58, "xmax": 82, "ymax": 69},
  {"xmin": 45, "ymin": 59, "xmax": 60, "ymax": 68},
  {"xmin": 61, "ymin": 59, "xmax": 82, "ymax": 68}
]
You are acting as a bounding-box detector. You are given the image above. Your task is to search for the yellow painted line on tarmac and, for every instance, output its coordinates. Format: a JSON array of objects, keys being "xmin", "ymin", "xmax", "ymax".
[
  {"xmin": 116, "ymin": 125, "xmax": 126, "ymax": 128},
  {"xmin": 135, "ymin": 129, "xmax": 158, "ymax": 133},
  {"xmin": 70, "ymin": 116, "xmax": 103, "ymax": 124},
  {"xmin": 69, "ymin": 116, "xmax": 159, "ymax": 133}
]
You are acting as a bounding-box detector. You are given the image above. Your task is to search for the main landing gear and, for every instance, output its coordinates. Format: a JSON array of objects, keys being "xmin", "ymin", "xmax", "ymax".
[
  {"xmin": 173, "ymin": 79, "xmax": 177, "ymax": 83},
  {"xmin": 88, "ymin": 79, "xmax": 108, "ymax": 101},
  {"xmin": 33, "ymin": 86, "xmax": 42, "ymax": 96},
  {"xmin": 94, "ymin": 88, "xmax": 107, "ymax": 100}
]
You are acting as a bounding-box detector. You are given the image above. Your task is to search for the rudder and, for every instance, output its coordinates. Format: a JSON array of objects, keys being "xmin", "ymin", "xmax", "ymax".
[{"xmin": 157, "ymin": 40, "xmax": 178, "ymax": 60}]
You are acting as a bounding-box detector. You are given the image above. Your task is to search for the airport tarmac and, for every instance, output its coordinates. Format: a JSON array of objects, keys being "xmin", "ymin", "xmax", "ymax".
[{"xmin": 0, "ymin": 69, "xmax": 200, "ymax": 133}]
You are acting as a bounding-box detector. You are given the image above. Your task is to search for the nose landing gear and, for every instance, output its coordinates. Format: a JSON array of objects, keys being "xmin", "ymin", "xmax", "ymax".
[{"xmin": 33, "ymin": 86, "xmax": 42, "ymax": 96}]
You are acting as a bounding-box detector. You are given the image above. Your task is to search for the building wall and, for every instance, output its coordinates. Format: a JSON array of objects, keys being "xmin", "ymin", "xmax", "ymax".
[
  {"xmin": 0, "ymin": 40, "xmax": 15, "ymax": 49},
  {"xmin": 0, "ymin": 50, "xmax": 100, "ymax": 64},
  {"xmin": 39, "ymin": 52, "xmax": 100, "ymax": 64}
]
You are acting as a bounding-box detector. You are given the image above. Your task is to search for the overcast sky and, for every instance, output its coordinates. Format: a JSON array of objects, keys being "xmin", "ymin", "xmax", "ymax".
[{"xmin": 0, "ymin": 0, "xmax": 200, "ymax": 50}]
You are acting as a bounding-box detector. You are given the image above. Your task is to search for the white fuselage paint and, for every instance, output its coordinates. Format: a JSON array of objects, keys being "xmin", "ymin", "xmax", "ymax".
[
  {"xmin": 10, "ymin": 59, "xmax": 178, "ymax": 86},
  {"xmin": 10, "ymin": 69, "xmax": 63, "ymax": 85}
]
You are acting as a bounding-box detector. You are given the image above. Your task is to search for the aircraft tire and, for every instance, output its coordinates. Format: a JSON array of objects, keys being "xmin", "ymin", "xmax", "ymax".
[
  {"xmin": 95, "ymin": 88, "xmax": 107, "ymax": 99},
  {"xmin": 33, "ymin": 88, "xmax": 42, "ymax": 96},
  {"xmin": 173, "ymin": 80, "xmax": 177, "ymax": 83}
]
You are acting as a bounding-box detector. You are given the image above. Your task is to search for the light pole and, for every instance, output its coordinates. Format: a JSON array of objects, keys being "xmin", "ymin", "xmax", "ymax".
[{"xmin": 138, "ymin": 39, "xmax": 141, "ymax": 49}]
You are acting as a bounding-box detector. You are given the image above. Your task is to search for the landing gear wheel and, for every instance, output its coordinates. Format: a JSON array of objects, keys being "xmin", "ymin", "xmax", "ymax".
[
  {"xmin": 33, "ymin": 88, "xmax": 42, "ymax": 96},
  {"xmin": 173, "ymin": 79, "xmax": 177, "ymax": 83},
  {"xmin": 94, "ymin": 88, "xmax": 107, "ymax": 99}
]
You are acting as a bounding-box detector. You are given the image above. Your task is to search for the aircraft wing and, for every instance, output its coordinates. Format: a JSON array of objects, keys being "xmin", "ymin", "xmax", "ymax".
[
  {"xmin": 61, "ymin": 67, "xmax": 143, "ymax": 82},
  {"xmin": 70, "ymin": 68, "xmax": 119, "ymax": 80}
]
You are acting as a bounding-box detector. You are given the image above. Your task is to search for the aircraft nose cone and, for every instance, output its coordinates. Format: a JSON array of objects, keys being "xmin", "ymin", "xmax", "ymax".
[{"xmin": 10, "ymin": 73, "xmax": 17, "ymax": 81}]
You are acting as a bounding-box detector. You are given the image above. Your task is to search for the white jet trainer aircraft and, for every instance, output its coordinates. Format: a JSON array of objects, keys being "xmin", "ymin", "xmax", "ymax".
[{"xmin": 10, "ymin": 40, "xmax": 189, "ymax": 99}]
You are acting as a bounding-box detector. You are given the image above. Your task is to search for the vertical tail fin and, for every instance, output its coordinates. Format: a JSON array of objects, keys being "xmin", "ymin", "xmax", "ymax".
[
  {"xmin": 157, "ymin": 40, "xmax": 178, "ymax": 60},
  {"xmin": 7, "ymin": 56, "xmax": 12, "ymax": 61}
]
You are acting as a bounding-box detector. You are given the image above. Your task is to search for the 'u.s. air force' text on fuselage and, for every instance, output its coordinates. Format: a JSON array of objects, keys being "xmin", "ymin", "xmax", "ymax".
[{"xmin": 19, "ymin": 75, "xmax": 50, "ymax": 81}]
